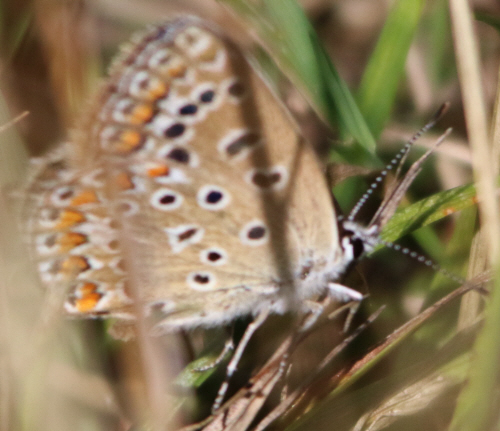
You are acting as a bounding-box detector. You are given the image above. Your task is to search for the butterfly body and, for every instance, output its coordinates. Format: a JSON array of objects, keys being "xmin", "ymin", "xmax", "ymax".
[{"xmin": 24, "ymin": 17, "xmax": 360, "ymax": 332}]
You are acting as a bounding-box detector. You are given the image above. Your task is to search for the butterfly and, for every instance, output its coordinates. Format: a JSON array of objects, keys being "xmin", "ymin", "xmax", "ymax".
[{"xmin": 22, "ymin": 16, "xmax": 448, "ymax": 412}]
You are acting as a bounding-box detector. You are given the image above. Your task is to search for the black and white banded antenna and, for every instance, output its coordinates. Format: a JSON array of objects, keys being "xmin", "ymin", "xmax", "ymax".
[
  {"xmin": 346, "ymin": 103, "xmax": 450, "ymax": 222},
  {"xmin": 378, "ymin": 238, "xmax": 466, "ymax": 285}
]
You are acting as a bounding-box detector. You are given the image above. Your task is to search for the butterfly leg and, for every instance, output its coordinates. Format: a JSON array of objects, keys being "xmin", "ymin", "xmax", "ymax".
[
  {"xmin": 279, "ymin": 353, "xmax": 292, "ymax": 401},
  {"xmin": 328, "ymin": 283, "xmax": 364, "ymax": 332},
  {"xmin": 212, "ymin": 308, "xmax": 270, "ymax": 413},
  {"xmin": 300, "ymin": 300, "xmax": 326, "ymax": 331}
]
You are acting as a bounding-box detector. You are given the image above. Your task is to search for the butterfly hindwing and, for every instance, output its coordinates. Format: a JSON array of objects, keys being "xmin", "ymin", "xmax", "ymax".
[{"xmin": 25, "ymin": 18, "xmax": 344, "ymax": 329}]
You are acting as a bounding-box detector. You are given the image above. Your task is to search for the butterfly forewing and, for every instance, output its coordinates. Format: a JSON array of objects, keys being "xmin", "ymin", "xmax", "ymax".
[{"xmin": 25, "ymin": 17, "xmax": 342, "ymax": 330}]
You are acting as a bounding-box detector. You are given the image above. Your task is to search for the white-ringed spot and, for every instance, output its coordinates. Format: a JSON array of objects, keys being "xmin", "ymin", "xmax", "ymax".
[
  {"xmin": 147, "ymin": 48, "xmax": 174, "ymax": 70},
  {"xmin": 164, "ymin": 225, "xmax": 204, "ymax": 254},
  {"xmin": 197, "ymin": 185, "xmax": 231, "ymax": 211},
  {"xmin": 148, "ymin": 114, "xmax": 194, "ymax": 145},
  {"xmin": 245, "ymin": 166, "xmax": 288, "ymax": 191},
  {"xmin": 191, "ymin": 83, "xmax": 221, "ymax": 110},
  {"xmin": 200, "ymin": 247, "xmax": 228, "ymax": 266},
  {"xmin": 239, "ymin": 220, "xmax": 268, "ymax": 246},
  {"xmin": 115, "ymin": 199, "xmax": 140, "ymax": 217},
  {"xmin": 223, "ymin": 78, "xmax": 247, "ymax": 101},
  {"xmin": 126, "ymin": 69, "xmax": 168, "ymax": 101},
  {"xmin": 174, "ymin": 26, "xmax": 212, "ymax": 57},
  {"xmin": 146, "ymin": 300, "xmax": 176, "ymax": 317},
  {"xmin": 218, "ymin": 129, "xmax": 261, "ymax": 160},
  {"xmin": 197, "ymin": 48, "xmax": 226, "ymax": 72},
  {"xmin": 51, "ymin": 186, "xmax": 74, "ymax": 206},
  {"xmin": 150, "ymin": 188, "xmax": 183, "ymax": 211},
  {"xmin": 187, "ymin": 271, "xmax": 217, "ymax": 291},
  {"xmin": 157, "ymin": 143, "xmax": 199, "ymax": 168}
]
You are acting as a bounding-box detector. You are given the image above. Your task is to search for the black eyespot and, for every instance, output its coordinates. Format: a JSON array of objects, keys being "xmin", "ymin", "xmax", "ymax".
[
  {"xmin": 194, "ymin": 274, "xmax": 210, "ymax": 284},
  {"xmin": 44, "ymin": 235, "xmax": 57, "ymax": 248},
  {"xmin": 226, "ymin": 132, "xmax": 260, "ymax": 156},
  {"xmin": 179, "ymin": 104, "xmax": 198, "ymax": 115},
  {"xmin": 200, "ymin": 90, "xmax": 215, "ymax": 103},
  {"xmin": 179, "ymin": 228, "xmax": 197, "ymax": 241},
  {"xmin": 48, "ymin": 260, "xmax": 62, "ymax": 275},
  {"xmin": 167, "ymin": 148, "xmax": 190, "ymax": 163},
  {"xmin": 252, "ymin": 172, "xmax": 281, "ymax": 188},
  {"xmin": 248, "ymin": 226, "xmax": 266, "ymax": 240},
  {"xmin": 165, "ymin": 123, "xmax": 185, "ymax": 138},
  {"xmin": 58, "ymin": 188, "xmax": 74, "ymax": 200},
  {"xmin": 159, "ymin": 194, "xmax": 176, "ymax": 205},
  {"xmin": 43, "ymin": 208, "xmax": 60, "ymax": 221},
  {"xmin": 197, "ymin": 186, "xmax": 229, "ymax": 210},
  {"xmin": 206, "ymin": 191, "xmax": 223, "ymax": 204},
  {"xmin": 228, "ymin": 81, "xmax": 245, "ymax": 97},
  {"xmin": 152, "ymin": 189, "xmax": 183, "ymax": 211},
  {"xmin": 207, "ymin": 251, "xmax": 222, "ymax": 262}
]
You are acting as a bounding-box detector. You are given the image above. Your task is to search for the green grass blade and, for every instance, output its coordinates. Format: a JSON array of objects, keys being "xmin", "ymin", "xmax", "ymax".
[
  {"xmin": 357, "ymin": 0, "xmax": 425, "ymax": 139},
  {"xmin": 218, "ymin": 0, "xmax": 379, "ymax": 164},
  {"xmin": 379, "ymin": 182, "xmax": 477, "ymax": 246},
  {"xmin": 449, "ymin": 269, "xmax": 500, "ymax": 431}
]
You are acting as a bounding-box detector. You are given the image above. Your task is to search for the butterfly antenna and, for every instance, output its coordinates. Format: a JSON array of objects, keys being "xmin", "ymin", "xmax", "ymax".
[
  {"xmin": 378, "ymin": 237, "xmax": 466, "ymax": 285},
  {"xmin": 347, "ymin": 103, "xmax": 450, "ymax": 222}
]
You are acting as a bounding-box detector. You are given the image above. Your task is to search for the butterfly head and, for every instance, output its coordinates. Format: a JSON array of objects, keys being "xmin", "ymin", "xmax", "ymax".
[{"xmin": 339, "ymin": 220, "xmax": 379, "ymax": 264}]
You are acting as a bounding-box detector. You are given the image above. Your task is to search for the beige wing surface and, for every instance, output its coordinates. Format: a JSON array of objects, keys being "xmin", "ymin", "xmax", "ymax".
[{"xmin": 24, "ymin": 18, "xmax": 341, "ymax": 329}]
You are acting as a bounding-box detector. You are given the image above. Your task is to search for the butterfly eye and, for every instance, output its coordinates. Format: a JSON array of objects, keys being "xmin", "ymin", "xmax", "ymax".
[{"xmin": 351, "ymin": 238, "xmax": 365, "ymax": 259}]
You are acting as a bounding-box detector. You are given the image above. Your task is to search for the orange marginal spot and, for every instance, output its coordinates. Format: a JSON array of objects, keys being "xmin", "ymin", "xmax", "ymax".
[
  {"xmin": 75, "ymin": 283, "xmax": 102, "ymax": 312},
  {"xmin": 57, "ymin": 232, "xmax": 87, "ymax": 251},
  {"xmin": 129, "ymin": 103, "xmax": 154, "ymax": 125},
  {"xmin": 147, "ymin": 164, "xmax": 170, "ymax": 177},
  {"xmin": 115, "ymin": 172, "xmax": 134, "ymax": 190},
  {"xmin": 168, "ymin": 63, "xmax": 187, "ymax": 78},
  {"xmin": 61, "ymin": 256, "xmax": 90, "ymax": 274},
  {"xmin": 115, "ymin": 130, "xmax": 143, "ymax": 153},
  {"xmin": 70, "ymin": 190, "xmax": 99, "ymax": 206},
  {"xmin": 56, "ymin": 209, "xmax": 85, "ymax": 229},
  {"xmin": 146, "ymin": 81, "xmax": 169, "ymax": 101},
  {"xmin": 79, "ymin": 281, "xmax": 97, "ymax": 296}
]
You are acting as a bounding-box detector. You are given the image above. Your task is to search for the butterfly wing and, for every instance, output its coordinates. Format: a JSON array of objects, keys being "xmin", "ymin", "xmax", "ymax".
[{"xmin": 24, "ymin": 18, "xmax": 343, "ymax": 330}]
